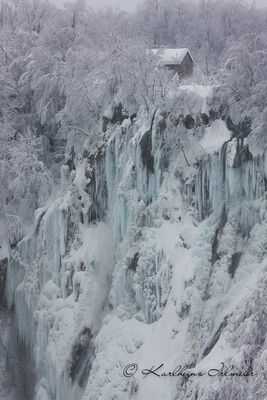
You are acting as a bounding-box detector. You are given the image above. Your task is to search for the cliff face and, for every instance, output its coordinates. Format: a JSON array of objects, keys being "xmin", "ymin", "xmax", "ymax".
[{"xmin": 4, "ymin": 90, "xmax": 267, "ymax": 400}]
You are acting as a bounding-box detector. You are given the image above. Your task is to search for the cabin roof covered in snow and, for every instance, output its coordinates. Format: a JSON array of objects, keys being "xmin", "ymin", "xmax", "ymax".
[{"xmin": 149, "ymin": 48, "xmax": 194, "ymax": 65}]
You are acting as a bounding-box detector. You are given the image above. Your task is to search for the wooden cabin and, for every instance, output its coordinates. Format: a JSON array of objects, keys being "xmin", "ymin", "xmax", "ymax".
[{"xmin": 150, "ymin": 48, "xmax": 194, "ymax": 78}]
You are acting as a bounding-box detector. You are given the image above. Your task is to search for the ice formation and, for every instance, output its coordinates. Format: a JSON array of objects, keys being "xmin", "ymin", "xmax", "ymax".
[{"xmin": 3, "ymin": 87, "xmax": 267, "ymax": 400}]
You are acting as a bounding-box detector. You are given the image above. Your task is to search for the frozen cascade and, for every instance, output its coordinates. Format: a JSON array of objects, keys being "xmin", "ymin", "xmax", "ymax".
[
  {"xmin": 4, "ymin": 101, "xmax": 267, "ymax": 400},
  {"xmin": 184, "ymin": 138, "xmax": 267, "ymax": 231}
]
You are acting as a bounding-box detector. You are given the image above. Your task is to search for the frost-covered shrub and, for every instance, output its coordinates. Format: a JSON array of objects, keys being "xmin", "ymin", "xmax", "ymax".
[{"xmin": 6, "ymin": 131, "xmax": 53, "ymax": 220}]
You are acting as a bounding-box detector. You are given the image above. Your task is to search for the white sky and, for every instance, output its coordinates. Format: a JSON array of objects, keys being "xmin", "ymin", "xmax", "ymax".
[
  {"xmin": 53, "ymin": 0, "xmax": 141, "ymax": 11},
  {"xmin": 86, "ymin": 0, "xmax": 140, "ymax": 12},
  {"xmin": 52, "ymin": 0, "xmax": 266, "ymax": 12}
]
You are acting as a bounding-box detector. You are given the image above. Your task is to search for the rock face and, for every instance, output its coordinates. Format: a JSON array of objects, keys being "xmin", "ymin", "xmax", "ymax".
[
  {"xmin": 0, "ymin": 258, "xmax": 7, "ymax": 308},
  {"xmin": 4, "ymin": 100, "xmax": 267, "ymax": 400}
]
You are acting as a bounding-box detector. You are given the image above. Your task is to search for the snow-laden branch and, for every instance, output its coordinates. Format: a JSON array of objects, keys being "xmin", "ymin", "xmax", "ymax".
[{"xmin": 65, "ymin": 126, "xmax": 91, "ymax": 137}]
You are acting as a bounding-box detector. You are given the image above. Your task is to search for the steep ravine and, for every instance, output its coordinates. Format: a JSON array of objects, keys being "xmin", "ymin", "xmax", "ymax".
[{"xmin": 3, "ymin": 103, "xmax": 267, "ymax": 400}]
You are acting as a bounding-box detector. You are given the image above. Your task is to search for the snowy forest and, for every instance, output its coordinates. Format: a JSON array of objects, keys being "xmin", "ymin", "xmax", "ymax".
[
  {"xmin": 0, "ymin": 0, "xmax": 266, "ymax": 222},
  {"xmin": 0, "ymin": 0, "xmax": 267, "ymax": 399}
]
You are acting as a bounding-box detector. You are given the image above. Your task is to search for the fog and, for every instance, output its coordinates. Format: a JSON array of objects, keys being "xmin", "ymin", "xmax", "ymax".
[{"xmin": 51, "ymin": 0, "xmax": 267, "ymax": 12}]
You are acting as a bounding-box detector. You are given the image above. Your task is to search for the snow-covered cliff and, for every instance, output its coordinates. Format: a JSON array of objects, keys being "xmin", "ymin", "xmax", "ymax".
[{"xmin": 3, "ymin": 86, "xmax": 267, "ymax": 400}]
